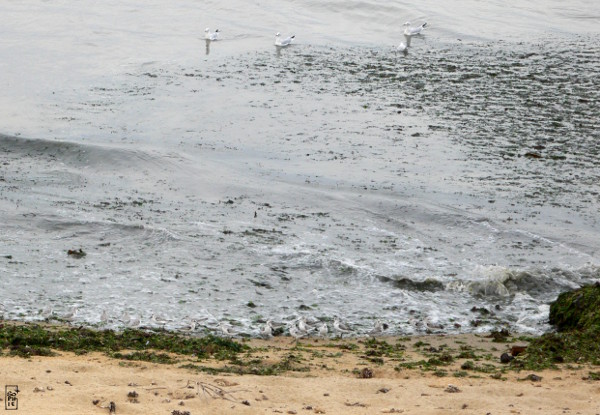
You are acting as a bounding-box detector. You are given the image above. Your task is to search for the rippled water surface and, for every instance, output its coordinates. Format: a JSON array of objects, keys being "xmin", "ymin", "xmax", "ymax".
[{"xmin": 1, "ymin": 0, "xmax": 599, "ymax": 336}]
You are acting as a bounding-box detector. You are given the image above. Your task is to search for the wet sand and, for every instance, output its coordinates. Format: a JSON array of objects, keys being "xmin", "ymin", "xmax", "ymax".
[{"xmin": 1, "ymin": 334, "xmax": 598, "ymax": 415}]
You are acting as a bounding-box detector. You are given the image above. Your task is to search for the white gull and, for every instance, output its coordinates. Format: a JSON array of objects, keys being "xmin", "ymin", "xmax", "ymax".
[
  {"xmin": 275, "ymin": 32, "xmax": 295, "ymax": 47},
  {"xmin": 205, "ymin": 28, "xmax": 220, "ymax": 41},
  {"xmin": 403, "ymin": 21, "xmax": 427, "ymax": 47}
]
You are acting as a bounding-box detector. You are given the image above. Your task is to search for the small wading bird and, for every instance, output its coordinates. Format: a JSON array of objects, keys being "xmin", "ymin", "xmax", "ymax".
[
  {"xmin": 41, "ymin": 306, "xmax": 54, "ymax": 320},
  {"xmin": 100, "ymin": 309, "xmax": 109, "ymax": 324},
  {"xmin": 127, "ymin": 315, "xmax": 141, "ymax": 328},
  {"xmin": 63, "ymin": 306, "xmax": 78, "ymax": 322},
  {"xmin": 260, "ymin": 320, "xmax": 274, "ymax": 338},
  {"xmin": 219, "ymin": 322, "xmax": 236, "ymax": 337},
  {"xmin": 288, "ymin": 323, "xmax": 304, "ymax": 344},
  {"xmin": 121, "ymin": 311, "xmax": 140, "ymax": 328},
  {"xmin": 275, "ymin": 32, "xmax": 295, "ymax": 47},
  {"xmin": 180, "ymin": 318, "xmax": 196, "ymax": 333},
  {"xmin": 205, "ymin": 28, "xmax": 219, "ymax": 41},
  {"xmin": 297, "ymin": 316, "xmax": 312, "ymax": 335},
  {"xmin": 317, "ymin": 322, "xmax": 328, "ymax": 338},
  {"xmin": 151, "ymin": 313, "xmax": 170, "ymax": 327},
  {"xmin": 368, "ymin": 319, "xmax": 389, "ymax": 336}
]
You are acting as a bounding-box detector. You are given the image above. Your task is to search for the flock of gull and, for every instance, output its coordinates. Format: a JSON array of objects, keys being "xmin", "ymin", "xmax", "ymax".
[
  {"xmin": 204, "ymin": 21, "xmax": 427, "ymax": 52},
  {"xmin": 35, "ymin": 305, "xmax": 392, "ymax": 340}
]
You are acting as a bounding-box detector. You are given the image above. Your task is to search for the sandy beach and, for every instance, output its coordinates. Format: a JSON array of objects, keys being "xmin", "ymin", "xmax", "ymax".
[{"xmin": 1, "ymin": 332, "xmax": 598, "ymax": 415}]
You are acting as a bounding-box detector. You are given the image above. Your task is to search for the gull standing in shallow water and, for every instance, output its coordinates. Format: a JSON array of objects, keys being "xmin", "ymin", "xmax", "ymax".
[
  {"xmin": 288, "ymin": 323, "xmax": 304, "ymax": 344},
  {"xmin": 127, "ymin": 315, "xmax": 141, "ymax": 328},
  {"xmin": 181, "ymin": 319, "xmax": 196, "ymax": 333},
  {"xmin": 63, "ymin": 306, "xmax": 78, "ymax": 322},
  {"xmin": 219, "ymin": 322, "xmax": 236, "ymax": 337},
  {"xmin": 402, "ymin": 21, "xmax": 427, "ymax": 47},
  {"xmin": 368, "ymin": 320, "xmax": 389, "ymax": 336},
  {"xmin": 100, "ymin": 310, "xmax": 109, "ymax": 325},
  {"xmin": 41, "ymin": 306, "xmax": 54, "ymax": 320},
  {"xmin": 333, "ymin": 317, "xmax": 351, "ymax": 338},
  {"xmin": 317, "ymin": 322, "xmax": 328, "ymax": 338},
  {"xmin": 275, "ymin": 32, "xmax": 295, "ymax": 47},
  {"xmin": 151, "ymin": 313, "xmax": 170, "ymax": 328},
  {"xmin": 260, "ymin": 320, "xmax": 274, "ymax": 339},
  {"xmin": 204, "ymin": 28, "xmax": 219, "ymax": 41},
  {"xmin": 297, "ymin": 316, "xmax": 312, "ymax": 335}
]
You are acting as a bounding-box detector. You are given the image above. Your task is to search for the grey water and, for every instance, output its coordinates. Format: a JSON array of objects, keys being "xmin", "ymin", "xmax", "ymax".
[{"xmin": 1, "ymin": 0, "xmax": 599, "ymax": 336}]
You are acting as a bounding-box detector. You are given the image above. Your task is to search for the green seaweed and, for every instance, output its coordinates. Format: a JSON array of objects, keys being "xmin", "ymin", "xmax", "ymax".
[
  {"xmin": 180, "ymin": 352, "xmax": 310, "ymax": 376},
  {"xmin": 0, "ymin": 323, "xmax": 246, "ymax": 360},
  {"xmin": 518, "ymin": 284, "xmax": 600, "ymax": 370},
  {"xmin": 549, "ymin": 283, "xmax": 600, "ymax": 332},
  {"xmin": 516, "ymin": 329, "xmax": 600, "ymax": 369},
  {"xmin": 361, "ymin": 338, "xmax": 405, "ymax": 359},
  {"xmin": 110, "ymin": 351, "xmax": 177, "ymax": 364}
]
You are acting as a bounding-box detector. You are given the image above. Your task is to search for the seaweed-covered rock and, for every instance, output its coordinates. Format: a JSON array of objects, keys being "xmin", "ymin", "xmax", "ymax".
[{"xmin": 549, "ymin": 283, "xmax": 600, "ymax": 332}]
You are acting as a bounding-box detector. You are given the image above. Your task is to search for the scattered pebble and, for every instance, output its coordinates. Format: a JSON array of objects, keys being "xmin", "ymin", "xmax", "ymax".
[
  {"xmin": 214, "ymin": 378, "xmax": 239, "ymax": 387},
  {"xmin": 525, "ymin": 374, "xmax": 542, "ymax": 382},
  {"xmin": 359, "ymin": 368, "xmax": 373, "ymax": 379},
  {"xmin": 377, "ymin": 388, "xmax": 390, "ymax": 394},
  {"xmin": 445, "ymin": 385, "xmax": 461, "ymax": 393},
  {"xmin": 242, "ymin": 400, "xmax": 251, "ymax": 406},
  {"xmin": 345, "ymin": 402, "xmax": 367, "ymax": 407}
]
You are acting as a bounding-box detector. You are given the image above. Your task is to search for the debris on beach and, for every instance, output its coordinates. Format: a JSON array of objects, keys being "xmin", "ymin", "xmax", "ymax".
[
  {"xmin": 522, "ymin": 374, "xmax": 542, "ymax": 382},
  {"xmin": 445, "ymin": 384, "xmax": 461, "ymax": 393},
  {"xmin": 511, "ymin": 345, "xmax": 527, "ymax": 356},
  {"xmin": 67, "ymin": 248, "xmax": 86, "ymax": 258},
  {"xmin": 358, "ymin": 368, "xmax": 373, "ymax": 379},
  {"xmin": 127, "ymin": 390, "xmax": 139, "ymax": 403}
]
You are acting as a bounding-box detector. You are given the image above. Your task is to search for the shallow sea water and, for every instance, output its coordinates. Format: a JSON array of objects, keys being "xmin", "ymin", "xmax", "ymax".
[{"xmin": 1, "ymin": 0, "xmax": 599, "ymax": 336}]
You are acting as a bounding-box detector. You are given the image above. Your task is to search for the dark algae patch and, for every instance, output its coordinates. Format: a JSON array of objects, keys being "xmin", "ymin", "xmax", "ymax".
[
  {"xmin": 110, "ymin": 351, "xmax": 177, "ymax": 364},
  {"xmin": 181, "ymin": 352, "xmax": 311, "ymax": 376},
  {"xmin": 548, "ymin": 283, "xmax": 600, "ymax": 332},
  {"xmin": 516, "ymin": 283, "xmax": 600, "ymax": 369}
]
